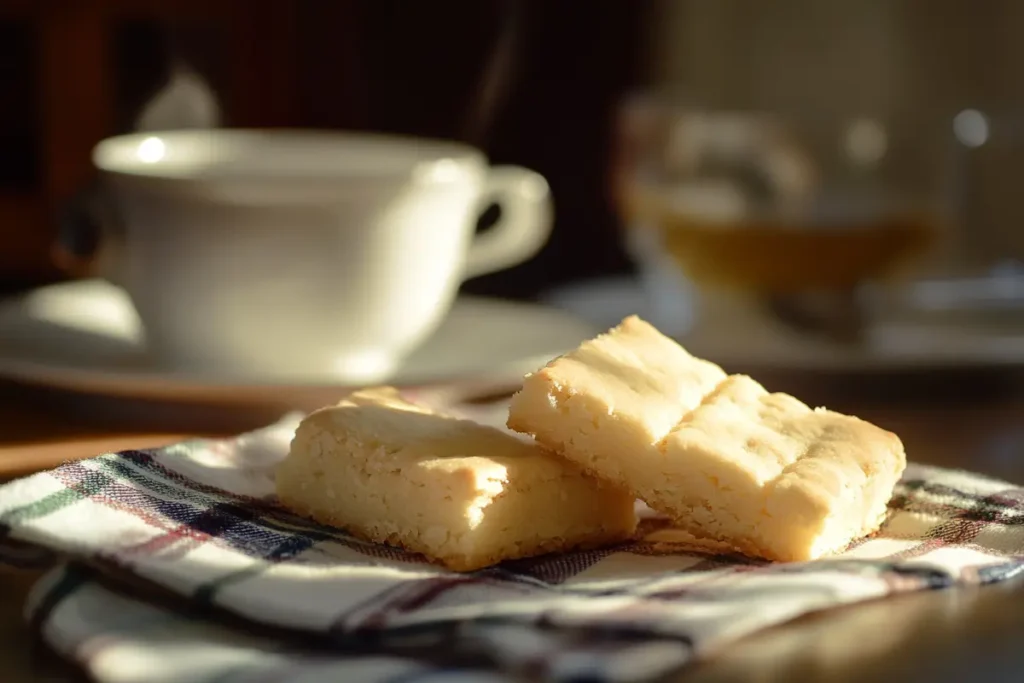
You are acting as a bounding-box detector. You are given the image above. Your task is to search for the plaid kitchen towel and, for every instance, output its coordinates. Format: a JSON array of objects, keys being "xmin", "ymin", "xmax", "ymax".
[{"xmin": 2, "ymin": 407, "xmax": 1024, "ymax": 683}]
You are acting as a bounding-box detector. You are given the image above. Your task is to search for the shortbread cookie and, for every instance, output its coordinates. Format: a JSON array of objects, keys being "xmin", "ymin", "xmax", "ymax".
[
  {"xmin": 507, "ymin": 315, "xmax": 727, "ymax": 457},
  {"xmin": 507, "ymin": 318, "xmax": 906, "ymax": 562},
  {"xmin": 656, "ymin": 375, "xmax": 905, "ymax": 560},
  {"xmin": 276, "ymin": 387, "xmax": 637, "ymax": 572}
]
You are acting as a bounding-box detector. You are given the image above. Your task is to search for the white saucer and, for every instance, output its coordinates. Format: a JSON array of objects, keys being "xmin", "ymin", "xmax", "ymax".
[
  {"xmin": 542, "ymin": 276, "xmax": 1024, "ymax": 374},
  {"xmin": 0, "ymin": 280, "xmax": 598, "ymax": 406}
]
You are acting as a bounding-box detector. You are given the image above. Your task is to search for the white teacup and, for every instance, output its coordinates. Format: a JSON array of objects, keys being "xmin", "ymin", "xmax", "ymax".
[{"xmin": 64, "ymin": 129, "xmax": 553, "ymax": 383}]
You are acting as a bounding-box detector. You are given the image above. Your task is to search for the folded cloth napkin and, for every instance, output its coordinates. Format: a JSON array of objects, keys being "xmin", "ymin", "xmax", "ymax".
[{"xmin": 1, "ymin": 407, "xmax": 1023, "ymax": 683}]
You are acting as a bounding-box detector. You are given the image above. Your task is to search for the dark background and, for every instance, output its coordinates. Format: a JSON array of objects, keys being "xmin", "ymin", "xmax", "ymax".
[{"xmin": 0, "ymin": 0, "xmax": 651, "ymax": 298}]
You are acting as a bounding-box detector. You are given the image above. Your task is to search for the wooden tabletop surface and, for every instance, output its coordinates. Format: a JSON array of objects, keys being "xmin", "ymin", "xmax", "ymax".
[{"xmin": 1, "ymin": 379, "xmax": 1023, "ymax": 682}]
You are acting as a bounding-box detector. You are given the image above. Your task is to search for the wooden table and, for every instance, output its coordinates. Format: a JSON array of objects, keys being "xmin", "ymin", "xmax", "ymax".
[{"xmin": 1, "ymin": 381, "xmax": 1023, "ymax": 682}]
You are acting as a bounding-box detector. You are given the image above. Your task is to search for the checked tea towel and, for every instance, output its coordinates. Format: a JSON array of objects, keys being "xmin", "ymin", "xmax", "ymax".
[{"xmin": 1, "ymin": 408, "xmax": 1024, "ymax": 683}]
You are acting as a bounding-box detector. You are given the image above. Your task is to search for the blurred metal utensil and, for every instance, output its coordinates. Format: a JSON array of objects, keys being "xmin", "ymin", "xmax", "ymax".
[
  {"xmin": 460, "ymin": 0, "xmax": 524, "ymax": 148},
  {"xmin": 135, "ymin": 22, "xmax": 221, "ymax": 132}
]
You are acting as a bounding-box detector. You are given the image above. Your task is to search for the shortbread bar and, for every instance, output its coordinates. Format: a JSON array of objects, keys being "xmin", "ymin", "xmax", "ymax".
[
  {"xmin": 509, "ymin": 316, "xmax": 728, "ymax": 448},
  {"xmin": 656, "ymin": 375, "xmax": 905, "ymax": 560},
  {"xmin": 507, "ymin": 317, "xmax": 906, "ymax": 562},
  {"xmin": 276, "ymin": 387, "xmax": 637, "ymax": 571}
]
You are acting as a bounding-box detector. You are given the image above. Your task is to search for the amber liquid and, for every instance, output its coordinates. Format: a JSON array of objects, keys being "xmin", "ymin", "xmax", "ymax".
[{"xmin": 623, "ymin": 188, "xmax": 937, "ymax": 294}]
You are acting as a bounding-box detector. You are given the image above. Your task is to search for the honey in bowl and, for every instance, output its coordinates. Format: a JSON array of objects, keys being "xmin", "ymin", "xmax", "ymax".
[{"xmin": 624, "ymin": 184, "xmax": 937, "ymax": 294}]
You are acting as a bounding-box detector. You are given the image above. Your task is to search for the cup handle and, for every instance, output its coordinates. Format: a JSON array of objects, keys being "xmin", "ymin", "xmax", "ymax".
[
  {"xmin": 52, "ymin": 181, "xmax": 124, "ymax": 285},
  {"xmin": 462, "ymin": 165, "xmax": 553, "ymax": 280}
]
